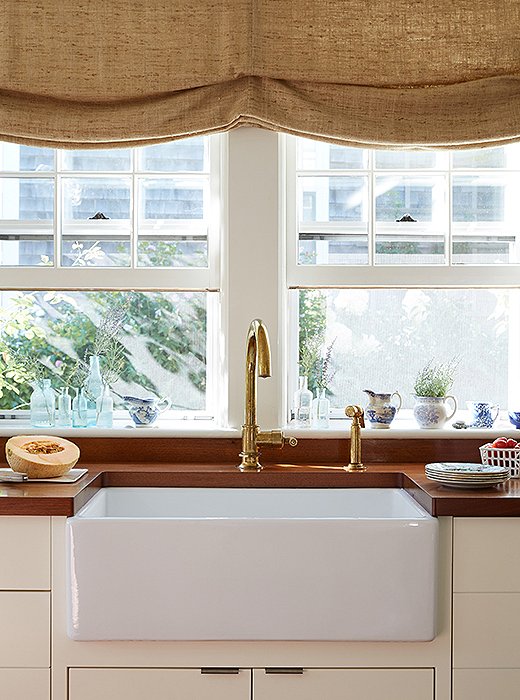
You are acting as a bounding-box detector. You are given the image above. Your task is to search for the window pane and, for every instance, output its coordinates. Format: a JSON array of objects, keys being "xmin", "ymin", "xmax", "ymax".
[
  {"xmin": 0, "ymin": 290, "xmax": 209, "ymax": 413},
  {"xmin": 61, "ymin": 177, "xmax": 131, "ymax": 267},
  {"xmin": 139, "ymin": 138, "xmax": 207, "ymax": 172},
  {"xmin": 62, "ymin": 149, "xmax": 131, "ymax": 171},
  {"xmin": 452, "ymin": 175, "xmax": 506, "ymax": 222},
  {"xmin": 297, "ymin": 288, "xmax": 510, "ymax": 411},
  {"xmin": 297, "ymin": 138, "xmax": 368, "ymax": 170},
  {"xmin": 62, "ymin": 177, "xmax": 131, "ymax": 221},
  {"xmin": 375, "ymin": 151, "xmax": 441, "ymax": 169},
  {"xmin": 0, "ymin": 143, "xmax": 54, "ymax": 172},
  {"xmin": 139, "ymin": 178, "xmax": 206, "ymax": 220},
  {"xmin": 375, "ymin": 175, "xmax": 446, "ymax": 264},
  {"xmin": 0, "ymin": 177, "xmax": 54, "ymax": 266},
  {"xmin": 137, "ymin": 178, "xmax": 208, "ymax": 268},
  {"xmin": 452, "ymin": 174, "xmax": 519, "ymax": 264},
  {"xmin": 452, "ymin": 147, "xmax": 508, "ymax": 169},
  {"xmin": 298, "ymin": 176, "xmax": 369, "ymax": 264}
]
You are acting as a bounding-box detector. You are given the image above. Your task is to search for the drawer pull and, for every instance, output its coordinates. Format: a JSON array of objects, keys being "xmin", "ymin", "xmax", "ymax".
[
  {"xmin": 201, "ymin": 668, "xmax": 240, "ymax": 674},
  {"xmin": 265, "ymin": 668, "xmax": 304, "ymax": 674}
]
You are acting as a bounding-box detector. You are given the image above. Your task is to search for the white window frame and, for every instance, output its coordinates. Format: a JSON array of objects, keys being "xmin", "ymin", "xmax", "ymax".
[
  {"xmin": 2, "ymin": 129, "xmax": 520, "ymax": 432},
  {"xmin": 0, "ymin": 136, "xmax": 226, "ymax": 425},
  {"xmin": 284, "ymin": 135, "xmax": 520, "ymax": 424}
]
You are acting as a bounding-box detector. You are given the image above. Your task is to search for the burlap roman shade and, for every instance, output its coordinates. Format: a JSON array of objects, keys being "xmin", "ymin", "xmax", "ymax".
[{"xmin": 1, "ymin": 1, "xmax": 520, "ymax": 148}]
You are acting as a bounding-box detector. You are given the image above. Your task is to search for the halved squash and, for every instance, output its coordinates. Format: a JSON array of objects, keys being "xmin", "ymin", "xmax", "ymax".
[{"xmin": 5, "ymin": 435, "xmax": 80, "ymax": 478}]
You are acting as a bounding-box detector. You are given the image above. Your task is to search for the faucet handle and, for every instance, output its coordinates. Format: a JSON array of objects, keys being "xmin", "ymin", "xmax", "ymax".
[
  {"xmin": 345, "ymin": 404, "xmax": 365, "ymax": 428},
  {"xmin": 257, "ymin": 430, "xmax": 298, "ymax": 448}
]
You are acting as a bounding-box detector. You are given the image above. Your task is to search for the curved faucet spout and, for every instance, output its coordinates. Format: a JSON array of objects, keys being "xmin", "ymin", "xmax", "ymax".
[
  {"xmin": 245, "ymin": 319, "xmax": 271, "ymax": 431},
  {"xmin": 238, "ymin": 319, "xmax": 297, "ymax": 472}
]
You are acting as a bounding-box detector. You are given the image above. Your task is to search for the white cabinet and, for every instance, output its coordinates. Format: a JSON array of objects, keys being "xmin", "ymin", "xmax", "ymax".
[
  {"xmin": 68, "ymin": 668, "xmax": 433, "ymax": 700},
  {"xmin": 0, "ymin": 516, "xmax": 50, "ymax": 590},
  {"xmin": 0, "ymin": 592, "xmax": 50, "ymax": 666},
  {"xmin": 0, "ymin": 516, "xmax": 51, "ymax": 700},
  {"xmin": 0, "ymin": 669, "xmax": 49, "ymax": 700},
  {"xmin": 454, "ymin": 669, "xmax": 520, "ymax": 700},
  {"xmin": 253, "ymin": 668, "xmax": 434, "ymax": 700},
  {"xmin": 68, "ymin": 668, "xmax": 251, "ymax": 700},
  {"xmin": 453, "ymin": 518, "xmax": 520, "ymax": 700}
]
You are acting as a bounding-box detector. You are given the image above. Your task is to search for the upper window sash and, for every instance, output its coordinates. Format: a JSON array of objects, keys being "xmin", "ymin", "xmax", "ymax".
[
  {"xmin": 0, "ymin": 136, "xmax": 223, "ymax": 291},
  {"xmin": 285, "ymin": 136, "xmax": 520, "ymax": 288}
]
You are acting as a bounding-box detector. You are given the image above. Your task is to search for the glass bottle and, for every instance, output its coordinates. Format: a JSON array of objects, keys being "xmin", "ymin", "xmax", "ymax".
[
  {"xmin": 96, "ymin": 384, "xmax": 113, "ymax": 428},
  {"xmin": 312, "ymin": 388, "xmax": 331, "ymax": 428},
  {"xmin": 293, "ymin": 376, "xmax": 313, "ymax": 427},
  {"xmin": 85, "ymin": 355, "xmax": 103, "ymax": 426},
  {"xmin": 56, "ymin": 387, "xmax": 72, "ymax": 427},
  {"xmin": 72, "ymin": 388, "xmax": 88, "ymax": 428},
  {"xmin": 30, "ymin": 381, "xmax": 54, "ymax": 428}
]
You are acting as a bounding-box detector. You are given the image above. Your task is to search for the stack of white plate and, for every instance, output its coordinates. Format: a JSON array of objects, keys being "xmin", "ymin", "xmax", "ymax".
[{"xmin": 425, "ymin": 462, "xmax": 510, "ymax": 489}]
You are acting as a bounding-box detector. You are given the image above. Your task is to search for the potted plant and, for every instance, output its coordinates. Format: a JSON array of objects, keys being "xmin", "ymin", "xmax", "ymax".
[{"xmin": 413, "ymin": 359, "xmax": 458, "ymax": 429}]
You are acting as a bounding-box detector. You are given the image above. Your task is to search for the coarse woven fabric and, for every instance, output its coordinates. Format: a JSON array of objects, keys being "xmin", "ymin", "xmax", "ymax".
[{"xmin": 1, "ymin": 0, "xmax": 520, "ymax": 149}]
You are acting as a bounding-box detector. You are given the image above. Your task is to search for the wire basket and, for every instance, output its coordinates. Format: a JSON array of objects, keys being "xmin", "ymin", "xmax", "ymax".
[{"xmin": 480, "ymin": 443, "xmax": 520, "ymax": 478}]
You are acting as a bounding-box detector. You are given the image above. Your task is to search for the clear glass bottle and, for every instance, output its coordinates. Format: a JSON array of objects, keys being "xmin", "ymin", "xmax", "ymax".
[
  {"xmin": 312, "ymin": 388, "xmax": 331, "ymax": 428},
  {"xmin": 85, "ymin": 355, "xmax": 104, "ymax": 426},
  {"xmin": 72, "ymin": 388, "xmax": 88, "ymax": 428},
  {"xmin": 293, "ymin": 376, "xmax": 313, "ymax": 427},
  {"xmin": 96, "ymin": 384, "xmax": 113, "ymax": 428},
  {"xmin": 30, "ymin": 381, "xmax": 55, "ymax": 428},
  {"xmin": 56, "ymin": 387, "xmax": 72, "ymax": 427}
]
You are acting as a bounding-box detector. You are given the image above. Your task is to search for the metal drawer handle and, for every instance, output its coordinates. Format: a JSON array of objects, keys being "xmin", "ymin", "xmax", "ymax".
[
  {"xmin": 265, "ymin": 668, "xmax": 304, "ymax": 674},
  {"xmin": 201, "ymin": 668, "xmax": 240, "ymax": 674}
]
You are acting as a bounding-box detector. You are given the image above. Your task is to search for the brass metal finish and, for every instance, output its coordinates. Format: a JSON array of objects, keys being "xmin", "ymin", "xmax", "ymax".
[
  {"xmin": 238, "ymin": 319, "xmax": 297, "ymax": 472},
  {"xmin": 344, "ymin": 404, "xmax": 366, "ymax": 472}
]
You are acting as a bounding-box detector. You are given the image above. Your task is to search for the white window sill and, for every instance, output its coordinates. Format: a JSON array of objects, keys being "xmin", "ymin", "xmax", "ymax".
[
  {"xmin": 0, "ymin": 418, "xmax": 240, "ymax": 439},
  {"xmin": 0, "ymin": 417, "xmax": 517, "ymax": 440},
  {"xmin": 284, "ymin": 417, "xmax": 520, "ymax": 439}
]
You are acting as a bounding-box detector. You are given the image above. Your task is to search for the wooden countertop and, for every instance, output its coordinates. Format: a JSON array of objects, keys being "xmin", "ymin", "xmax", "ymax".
[{"xmin": 1, "ymin": 461, "xmax": 520, "ymax": 517}]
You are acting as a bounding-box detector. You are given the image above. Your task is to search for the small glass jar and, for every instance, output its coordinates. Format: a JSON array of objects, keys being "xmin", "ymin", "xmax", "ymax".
[
  {"xmin": 312, "ymin": 388, "xmax": 331, "ymax": 428},
  {"xmin": 293, "ymin": 376, "xmax": 313, "ymax": 427},
  {"xmin": 96, "ymin": 384, "xmax": 114, "ymax": 428},
  {"xmin": 30, "ymin": 379, "xmax": 55, "ymax": 428},
  {"xmin": 72, "ymin": 388, "xmax": 88, "ymax": 428},
  {"xmin": 56, "ymin": 387, "xmax": 72, "ymax": 427}
]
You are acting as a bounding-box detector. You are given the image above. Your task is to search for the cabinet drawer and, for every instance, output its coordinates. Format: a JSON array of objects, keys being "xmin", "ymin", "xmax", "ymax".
[
  {"xmin": 454, "ymin": 518, "xmax": 520, "ymax": 592},
  {"xmin": 69, "ymin": 668, "xmax": 250, "ymax": 700},
  {"xmin": 0, "ymin": 517, "xmax": 50, "ymax": 590},
  {"xmin": 0, "ymin": 592, "xmax": 50, "ymax": 667},
  {"xmin": 253, "ymin": 668, "xmax": 433, "ymax": 700},
  {"xmin": 0, "ymin": 669, "xmax": 49, "ymax": 700},
  {"xmin": 454, "ymin": 592, "xmax": 520, "ymax": 668},
  {"xmin": 454, "ymin": 669, "xmax": 520, "ymax": 700}
]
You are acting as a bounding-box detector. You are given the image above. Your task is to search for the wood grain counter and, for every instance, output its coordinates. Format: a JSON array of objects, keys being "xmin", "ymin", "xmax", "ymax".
[{"xmin": 1, "ymin": 460, "xmax": 520, "ymax": 517}]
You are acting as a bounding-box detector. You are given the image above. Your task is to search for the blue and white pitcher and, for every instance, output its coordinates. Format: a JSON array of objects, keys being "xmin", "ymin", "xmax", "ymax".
[
  {"xmin": 123, "ymin": 395, "xmax": 171, "ymax": 426},
  {"xmin": 364, "ymin": 389, "xmax": 402, "ymax": 429}
]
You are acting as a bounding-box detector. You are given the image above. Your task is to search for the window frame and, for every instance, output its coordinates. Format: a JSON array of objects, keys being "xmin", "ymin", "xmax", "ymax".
[
  {"xmin": 0, "ymin": 136, "xmax": 226, "ymax": 424},
  {"xmin": 284, "ymin": 135, "xmax": 520, "ymax": 424}
]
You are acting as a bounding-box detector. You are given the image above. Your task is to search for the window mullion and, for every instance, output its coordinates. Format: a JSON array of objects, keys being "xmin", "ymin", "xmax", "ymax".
[
  {"xmin": 55, "ymin": 150, "xmax": 61, "ymax": 268},
  {"xmin": 369, "ymin": 149, "xmax": 375, "ymax": 266}
]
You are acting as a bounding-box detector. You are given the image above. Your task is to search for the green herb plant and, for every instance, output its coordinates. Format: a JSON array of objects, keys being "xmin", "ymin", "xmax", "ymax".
[{"xmin": 413, "ymin": 359, "xmax": 459, "ymax": 397}]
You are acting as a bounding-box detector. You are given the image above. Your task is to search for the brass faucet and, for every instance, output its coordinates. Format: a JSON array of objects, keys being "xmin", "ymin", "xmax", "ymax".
[
  {"xmin": 344, "ymin": 404, "xmax": 366, "ymax": 471},
  {"xmin": 238, "ymin": 319, "xmax": 297, "ymax": 472}
]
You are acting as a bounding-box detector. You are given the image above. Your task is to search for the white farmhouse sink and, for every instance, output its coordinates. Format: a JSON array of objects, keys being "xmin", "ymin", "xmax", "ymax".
[{"xmin": 67, "ymin": 487, "xmax": 437, "ymax": 641}]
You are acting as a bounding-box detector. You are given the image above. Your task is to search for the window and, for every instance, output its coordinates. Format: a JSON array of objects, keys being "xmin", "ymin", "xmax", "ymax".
[
  {"xmin": 0, "ymin": 138, "xmax": 222, "ymax": 418},
  {"xmin": 2, "ymin": 129, "xmax": 520, "ymax": 431},
  {"xmin": 287, "ymin": 137, "xmax": 520, "ymax": 418}
]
